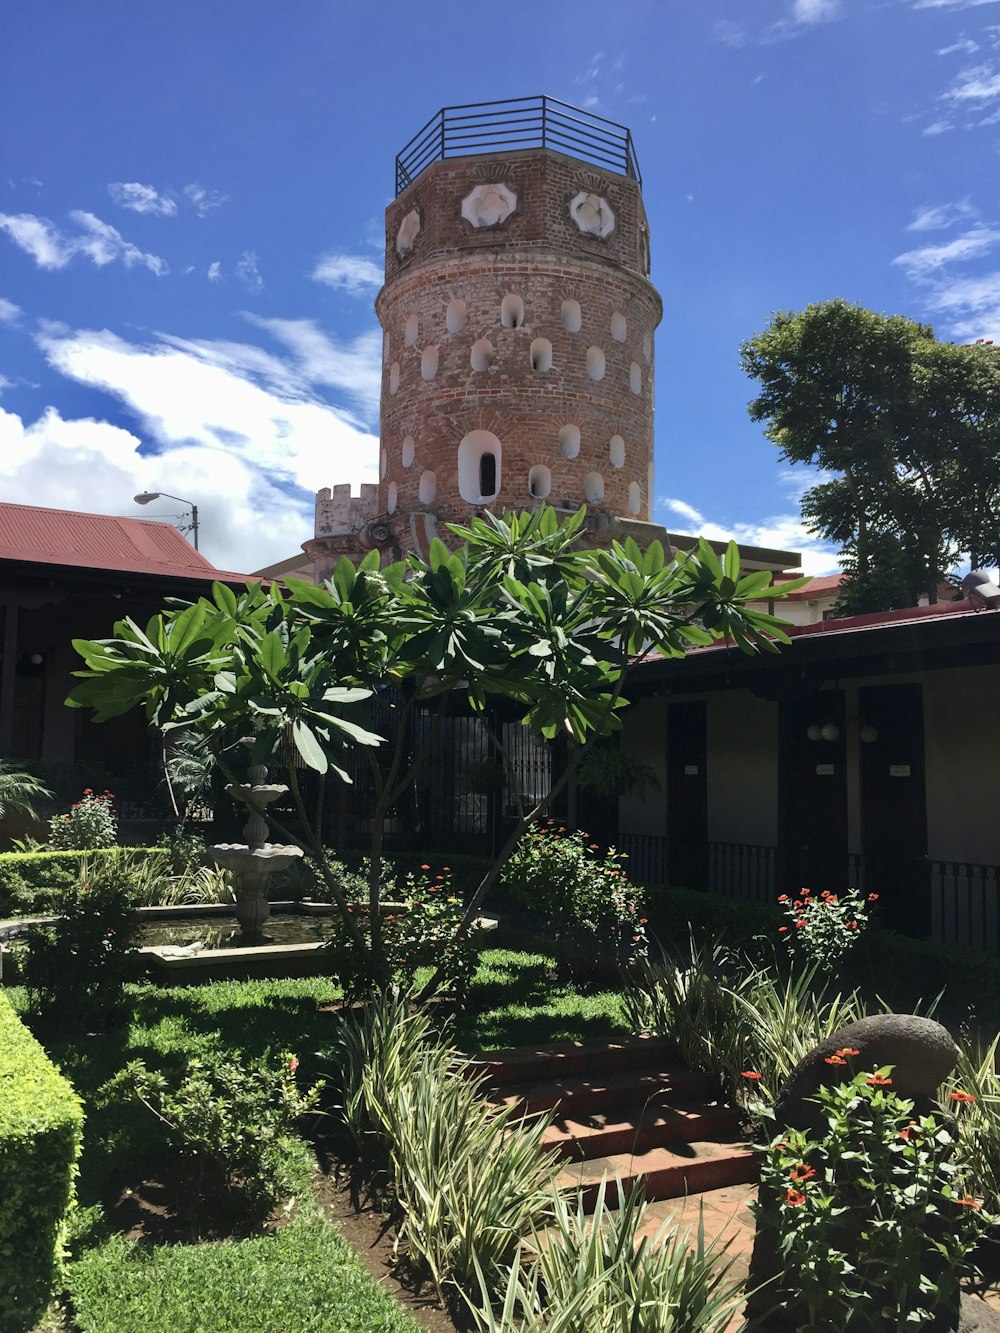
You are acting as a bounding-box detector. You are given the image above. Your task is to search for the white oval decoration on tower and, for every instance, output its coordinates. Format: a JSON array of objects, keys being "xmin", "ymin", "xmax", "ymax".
[
  {"xmin": 396, "ymin": 209, "xmax": 420, "ymax": 258},
  {"xmin": 458, "ymin": 430, "xmax": 502, "ymax": 504},
  {"xmin": 401, "ymin": 436, "xmax": 415, "ymax": 468},
  {"xmin": 462, "ymin": 183, "xmax": 517, "ymax": 228},
  {"xmin": 569, "ymin": 192, "xmax": 615, "ymax": 239}
]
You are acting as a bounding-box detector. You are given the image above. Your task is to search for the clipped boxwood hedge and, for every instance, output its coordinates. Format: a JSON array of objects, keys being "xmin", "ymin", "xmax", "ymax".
[
  {"xmin": 0, "ymin": 991, "xmax": 84, "ymax": 1331},
  {"xmin": 0, "ymin": 847, "xmax": 164, "ymax": 919}
]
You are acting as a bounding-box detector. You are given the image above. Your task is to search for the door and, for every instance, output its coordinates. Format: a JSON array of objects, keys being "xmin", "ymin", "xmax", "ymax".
[
  {"xmin": 667, "ymin": 701, "xmax": 708, "ymax": 889},
  {"xmin": 779, "ymin": 689, "xmax": 849, "ymax": 895},
  {"xmin": 859, "ymin": 683, "xmax": 929, "ymax": 937}
]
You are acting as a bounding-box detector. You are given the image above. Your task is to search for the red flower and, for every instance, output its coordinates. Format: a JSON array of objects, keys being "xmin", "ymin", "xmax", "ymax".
[
  {"xmin": 824, "ymin": 1055, "xmax": 847, "ymax": 1066},
  {"xmin": 789, "ymin": 1164, "xmax": 816, "ymax": 1182},
  {"xmin": 956, "ymin": 1196, "xmax": 982, "ymax": 1208},
  {"xmin": 778, "ymin": 926, "xmax": 789, "ymax": 934},
  {"xmin": 949, "ymin": 1091, "xmax": 976, "ymax": 1104},
  {"xmin": 837, "ymin": 1048, "xmax": 861, "ymax": 1058},
  {"xmin": 420, "ymin": 864, "xmax": 431, "ymax": 871},
  {"xmin": 898, "ymin": 1126, "xmax": 919, "ymax": 1142},
  {"xmin": 794, "ymin": 921, "xmax": 805, "ymax": 929},
  {"xmin": 785, "ymin": 1188, "xmax": 807, "ymax": 1206},
  {"xmin": 867, "ymin": 1074, "xmax": 893, "ymax": 1087},
  {"xmin": 868, "ymin": 893, "xmax": 879, "ymax": 902},
  {"xmin": 741, "ymin": 1071, "xmax": 762, "ymax": 1081},
  {"xmin": 777, "ymin": 894, "xmax": 789, "ymax": 902}
]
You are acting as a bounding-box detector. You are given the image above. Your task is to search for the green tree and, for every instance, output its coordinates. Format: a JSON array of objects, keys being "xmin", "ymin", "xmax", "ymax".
[
  {"xmin": 740, "ymin": 300, "xmax": 1000, "ymax": 613},
  {"xmin": 0, "ymin": 761, "xmax": 53, "ymax": 823},
  {"xmin": 67, "ymin": 504, "xmax": 799, "ymax": 993}
]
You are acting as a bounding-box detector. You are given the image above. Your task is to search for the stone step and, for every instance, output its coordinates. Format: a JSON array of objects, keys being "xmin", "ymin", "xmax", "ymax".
[
  {"xmin": 554, "ymin": 1140, "xmax": 759, "ymax": 1209},
  {"xmin": 472, "ymin": 1035, "xmax": 680, "ymax": 1088},
  {"xmin": 489, "ymin": 1065, "xmax": 713, "ymax": 1119},
  {"xmin": 541, "ymin": 1099, "xmax": 743, "ymax": 1161}
]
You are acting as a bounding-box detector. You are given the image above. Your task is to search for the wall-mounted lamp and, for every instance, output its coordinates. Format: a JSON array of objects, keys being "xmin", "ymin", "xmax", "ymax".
[{"xmin": 806, "ymin": 718, "xmax": 878, "ymax": 744}]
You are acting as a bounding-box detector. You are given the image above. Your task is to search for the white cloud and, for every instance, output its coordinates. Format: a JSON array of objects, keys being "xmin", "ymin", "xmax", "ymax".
[
  {"xmin": 658, "ymin": 496, "xmax": 840, "ymax": 576},
  {"xmin": 906, "ymin": 199, "xmax": 978, "ymax": 230},
  {"xmin": 893, "ymin": 226, "xmax": 1000, "ymax": 278},
  {"xmin": 0, "ymin": 297, "xmax": 19, "ymax": 323},
  {"xmin": 923, "ymin": 118, "xmax": 954, "ymax": 133},
  {"xmin": 207, "ymin": 261, "xmax": 221, "ymax": 282},
  {"xmin": 108, "ymin": 182, "xmax": 177, "ymax": 216},
  {"xmin": 714, "ymin": 20, "xmax": 747, "ymax": 47},
  {"xmin": 0, "ymin": 210, "xmax": 167, "ymax": 275},
  {"xmin": 183, "ymin": 183, "xmax": 228, "ymax": 217},
  {"xmin": 915, "ymin": 0, "xmax": 1000, "ymax": 8},
  {"xmin": 0, "ymin": 402, "xmax": 314, "ymax": 574},
  {"xmin": 937, "ymin": 38, "xmax": 981, "ymax": 54},
  {"xmin": 792, "ymin": 0, "xmax": 839, "ymax": 22},
  {"xmin": 242, "ymin": 315, "xmax": 381, "ymax": 419},
  {"xmin": 945, "ymin": 62, "xmax": 1000, "ymax": 100},
  {"xmin": 921, "ymin": 269, "xmax": 1000, "ymax": 339},
  {"xmin": 311, "ymin": 252, "xmax": 383, "ymax": 296},
  {"xmin": 234, "ymin": 249, "xmax": 263, "ymax": 292}
]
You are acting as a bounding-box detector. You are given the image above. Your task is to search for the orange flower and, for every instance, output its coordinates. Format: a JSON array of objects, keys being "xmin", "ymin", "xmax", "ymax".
[
  {"xmin": 824, "ymin": 1055, "xmax": 847, "ymax": 1066},
  {"xmin": 867, "ymin": 1074, "xmax": 893, "ymax": 1086},
  {"xmin": 741, "ymin": 1071, "xmax": 762, "ymax": 1081},
  {"xmin": 837, "ymin": 1048, "xmax": 861, "ymax": 1058},
  {"xmin": 956, "ymin": 1196, "xmax": 982, "ymax": 1208},
  {"xmin": 949, "ymin": 1091, "xmax": 976, "ymax": 1104},
  {"xmin": 779, "ymin": 926, "xmax": 789, "ymax": 933},
  {"xmin": 868, "ymin": 892, "xmax": 879, "ymax": 902},
  {"xmin": 789, "ymin": 1164, "xmax": 816, "ymax": 1182},
  {"xmin": 898, "ymin": 1126, "xmax": 919, "ymax": 1142},
  {"xmin": 785, "ymin": 1188, "xmax": 807, "ymax": 1206},
  {"xmin": 777, "ymin": 894, "xmax": 789, "ymax": 902}
]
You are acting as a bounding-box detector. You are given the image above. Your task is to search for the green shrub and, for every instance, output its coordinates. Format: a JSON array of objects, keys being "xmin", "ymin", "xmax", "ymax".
[
  {"xmin": 0, "ymin": 847, "xmax": 162, "ymax": 918},
  {"xmin": 503, "ymin": 823, "xmax": 648, "ymax": 977},
  {"xmin": 47, "ymin": 789, "xmax": 118, "ymax": 851},
  {"xmin": 119, "ymin": 1049, "xmax": 322, "ymax": 1209},
  {"xmin": 0, "ymin": 990, "xmax": 84, "ymax": 1332},
  {"xmin": 12, "ymin": 873, "xmax": 140, "ymax": 1031},
  {"xmin": 754, "ymin": 1067, "xmax": 992, "ymax": 1329}
]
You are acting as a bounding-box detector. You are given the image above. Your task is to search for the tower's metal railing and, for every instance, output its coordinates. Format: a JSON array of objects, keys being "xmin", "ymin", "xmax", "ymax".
[{"xmin": 394, "ymin": 95, "xmax": 641, "ymax": 196}]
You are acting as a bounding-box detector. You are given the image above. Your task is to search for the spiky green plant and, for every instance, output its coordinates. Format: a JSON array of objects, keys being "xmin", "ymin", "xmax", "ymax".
[
  {"xmin": 0, "ymin": 761, "xmax": 53, "ymax": 823},
  {"xmin": 470, "ymin": 1178, "xmax": 747, "ymax": 1333},
  {"xmin": 947, "ymin": 1031, "xmax": 1000, "ymax": 1211}
]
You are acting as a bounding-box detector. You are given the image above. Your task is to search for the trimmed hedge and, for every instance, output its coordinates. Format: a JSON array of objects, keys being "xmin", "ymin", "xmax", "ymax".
[
  {"xmin": 0, "ymin": 990, "xmax": 84, "ymax": 1331},
  {"xmin": 0, "ymin": 847, "xmax": 163, "ymax": 919}
]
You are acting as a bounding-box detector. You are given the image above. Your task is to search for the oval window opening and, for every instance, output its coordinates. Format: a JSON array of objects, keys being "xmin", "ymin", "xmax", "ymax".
[
  {"xmin": 404, "ymin": 314, "xmax": 418, "ymax": 347},
  {"xmin": 401, "ymin": 436, "xmax": 415, "ymax": 468},
  {"xmin": 609, "ymin": 435, "xmax": 625, "ymax": 469},
  {"xmin": 629, "ymin": 481, "xmax": 642, "ymax": 515},
  {"xmin": 528, "ymin": 465, "xmax": 552, "ymax": 499},
  {"xmin": 421, "ymin": 346, "xmax": 439, "ymax": 381},
  {"xmin": 446, "ymin": 299, "xmax": 467, "ymax": 334},
  {"xmin": 501, "ymin": 293, "xmax": 525, "ymax": 329},
  {"xmin": 418, "ymin": 470, "xmax": 437, "ymax": 505},
  {"xmin": 389, "ymin": 362, "xmax": 400, "ymax": 395},
  {"xmin": 471, "ymin": 339, "xmax": 493, "ymax": 372},
  {"xmin": 642, "ymin": 330, "xmax": 653, "ymax": 364},
  {"xmin": 611, "ymin": 311, "xmax": 627, "ymax": 343},
  {"xmin": 559, "ymin": 424, "xmax": 581, "ymax": 459},
  {"xmin": 387, "ymin": 481, "xmax": 398, "ymax": 514},
  {"xmin": 629, "ymin": 362, "xmax": 642, "ymax": 395},
  {"xmin": 479, "ymin": 452, "xmax": 497, "ymax": 498},
  {"xmin": 586, "ymin": 347, "xmax": 605, "ymax": 381},
  {"xmin": 530, "ymin": 338, "xmax": 552, "ymax": 372},
  {"xmin": 561, "ymin": 299, "xmax": 582, "ymax": 333},
  {"xmin": 584, "ymin": 471, "xmax": 605, "ymax": 505}
]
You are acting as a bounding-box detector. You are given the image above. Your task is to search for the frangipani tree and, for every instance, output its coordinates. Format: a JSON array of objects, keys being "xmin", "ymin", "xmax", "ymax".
[{"xmin": 68, "ymin": 504, "xmax": 802, "ymax": 992}]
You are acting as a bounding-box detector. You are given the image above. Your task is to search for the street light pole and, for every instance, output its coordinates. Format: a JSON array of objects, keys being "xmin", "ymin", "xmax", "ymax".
[{"xmin": 134, "ymin": 491, "xmax": 200, "ymax": 551}]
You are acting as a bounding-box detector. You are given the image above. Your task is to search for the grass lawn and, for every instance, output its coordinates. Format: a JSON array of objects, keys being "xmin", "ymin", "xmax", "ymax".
[{"xmin": 9, "ymin": 946, "xmax": 629, "ymax": 1332}]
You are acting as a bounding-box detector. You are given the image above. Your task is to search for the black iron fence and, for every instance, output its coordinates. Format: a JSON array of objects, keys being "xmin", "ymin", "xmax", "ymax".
[
  {"xmin": 616, "ymin": 833, "xmax": 777, "ymax": 904},
  {"xmin": 395, "ymin": 96, "xmax": 641, "ymax": 196},
  {"xmin": 931, "ymin": 861, "xmax": 1000, "ymax": 953}
]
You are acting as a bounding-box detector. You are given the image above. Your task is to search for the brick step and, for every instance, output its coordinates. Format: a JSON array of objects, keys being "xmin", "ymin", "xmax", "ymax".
[
  {"xmin": 472, "ymin": 1035, "xmax": 681, "ymax": 1088},
  {"xmin": 555, "ymin": 1140, "xmax": 759, "ymax": 1208},
  {"xmin": 542, "ymin": 1099, "xmax": 743, "ymax": 1161},
  {"xmin": 489, "ymin": 1065, "xmax": 713, "ymax": 1119}
]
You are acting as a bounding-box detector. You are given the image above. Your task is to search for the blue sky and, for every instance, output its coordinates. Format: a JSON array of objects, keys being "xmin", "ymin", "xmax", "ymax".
[{"xmin": 2, "ymin": 0, "xmax": 999, "ymax": 575}]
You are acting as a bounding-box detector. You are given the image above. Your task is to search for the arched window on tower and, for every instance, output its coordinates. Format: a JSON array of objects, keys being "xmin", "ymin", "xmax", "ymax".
[{"xmin": 458, "ymin": 430, "xmax": 502, "ymax": 504}]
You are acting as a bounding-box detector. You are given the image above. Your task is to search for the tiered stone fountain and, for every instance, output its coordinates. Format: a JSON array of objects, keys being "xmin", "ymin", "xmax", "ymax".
[{"xmin": 208, "ymin": 760, "xmax": 303, "ymax": 943}]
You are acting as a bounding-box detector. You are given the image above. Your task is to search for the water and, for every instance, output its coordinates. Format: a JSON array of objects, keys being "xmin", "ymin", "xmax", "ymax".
[{"xmin": 137, "ymin": 912, "xmax": 334, "ymax": 951}]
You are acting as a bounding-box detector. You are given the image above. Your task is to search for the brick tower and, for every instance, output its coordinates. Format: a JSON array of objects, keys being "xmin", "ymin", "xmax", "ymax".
[{"xmin": 306, "ymin": 97, "xmax": 666, "ymax": 579}]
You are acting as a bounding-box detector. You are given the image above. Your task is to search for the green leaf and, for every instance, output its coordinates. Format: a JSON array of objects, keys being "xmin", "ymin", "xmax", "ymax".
[{"xmin": 291, "ymin": 718, "xmax": 328, "ymax": 773}]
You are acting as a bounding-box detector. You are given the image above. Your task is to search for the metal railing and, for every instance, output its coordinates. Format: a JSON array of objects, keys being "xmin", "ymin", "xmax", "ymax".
[
  {"xmin": 395, "ymin": 96, "xmax": 641, "ymax": 196},
  {"xmin": 616, "ymin": 833, "xmax": 777, "ymax": 904},
  {"xmin": 931, "ymin": 861, "xmax": 1000, "ymax": 953}
]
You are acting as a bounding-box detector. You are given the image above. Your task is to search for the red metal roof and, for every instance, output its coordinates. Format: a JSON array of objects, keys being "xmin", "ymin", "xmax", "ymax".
[{"xmin": 0, "ymin": 501, "xmax": 250, "ymax": 583}]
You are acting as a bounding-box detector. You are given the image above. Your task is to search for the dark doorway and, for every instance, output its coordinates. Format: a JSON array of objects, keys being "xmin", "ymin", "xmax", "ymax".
[
  {"xmin": 859, "ymin": 683, "xmax": 929, "ymax": 937},
  {"xmin": 779, "ymin": 689, "xmax": 849, "ymax": 895},
  {"xmin": 667, "ymin": 701, "xmax": 707, "ymax": 889}
]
